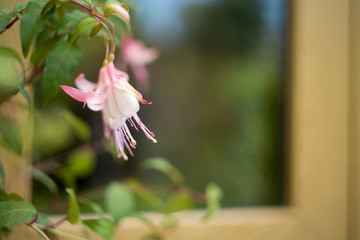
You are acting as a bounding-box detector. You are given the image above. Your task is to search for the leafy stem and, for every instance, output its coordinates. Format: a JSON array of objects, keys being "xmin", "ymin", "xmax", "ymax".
[
  {"xmin": 33, "ymin": 223, "xmax": 87, "ymax": 240},
  {"xmin": 0, "ymin": 15, "xmax": 19, "ymax": 35},
  {"xmin": 69, "ymin": 1, "xmax": 102, "ymax": 21}
]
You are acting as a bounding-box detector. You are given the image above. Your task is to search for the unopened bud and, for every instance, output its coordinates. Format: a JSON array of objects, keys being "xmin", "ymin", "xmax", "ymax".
[{"xmin": 106, "ymin": 4, "xmax": 130, "ymax": 21}]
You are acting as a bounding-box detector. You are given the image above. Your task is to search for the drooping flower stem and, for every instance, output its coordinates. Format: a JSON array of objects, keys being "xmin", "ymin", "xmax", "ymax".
[
  {"xmin": 111, "ymin": 24, "xmax": 116, "ymax": 54},
  {"xmin": 99, "ymin": 21, "xmax": 111, "ymax": 60}
]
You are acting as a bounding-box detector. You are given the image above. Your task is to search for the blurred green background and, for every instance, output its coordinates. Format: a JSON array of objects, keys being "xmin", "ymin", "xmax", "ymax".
[{"xmin": 32, "ymin": 0, "xmax": 288, "ymax": 208}]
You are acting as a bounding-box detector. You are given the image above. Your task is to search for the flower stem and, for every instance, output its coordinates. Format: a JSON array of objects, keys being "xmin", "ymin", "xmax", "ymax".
[
  {"xmin": 111, "ymin": 24, "xmax": 116, "ymax": 54},
  {"xmin": 99, "ymin": 21, "xmax": 111, "ymax": 60}
]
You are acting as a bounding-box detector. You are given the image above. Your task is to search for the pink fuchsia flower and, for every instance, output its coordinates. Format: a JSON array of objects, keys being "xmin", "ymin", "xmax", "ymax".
[
  {"xmin": 61, "ymin": 61, "xmax": 156, "ymax": 160},
  {"xmin": 121, "ymin": 36, "xmax": 159, "ymax": 86}
]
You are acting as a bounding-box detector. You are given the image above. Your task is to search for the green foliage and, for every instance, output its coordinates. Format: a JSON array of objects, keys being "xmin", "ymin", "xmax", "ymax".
[
  {"xmin": 29, "ymin": 167, "xmax": 58, "ymax": 196},
  {"xmin": 0, "ymin": 160, "xmax": 4, "ymax": 187},
  {"xmin": 62, "ymin": 109, "xmax": 91, "ymax": 141},
  {"xmin": 0, "ymin": 47, "xmax": 22, "ymax": 63},
  {"xmin": 0, "ymin": 11, "xmax": 15, "ymax": 32},
  {"xmin": 65, "ymin": 188, "xmax": 80, "ymax": 224},
  {"xmin": 79, "ymin": 199, "xmax": 104, "ymax": 216},
  {"xmin": 42, "ymin": 41, "xmax": 81, "ymax": 104},
  {"xmin": 141, "ymin": 157, "xmax": 184, "ymax": 185},
  {"xmin": 0, "ymin": 188, "xmax": 24, "ymax": 202},
  {"xmin": 203, "ymin": 183, "xmax": 223, "ymax": 220},
  {"xmin": 105, "ymin": 182, "xmax": 135, "ymax": 223},
  {"xmin": 0, "ymin": 114, "xmax": 22, "ymax": 155},
  {"xmin": 0, "ymin": 201, "xmax": 36, "ymax": 228},
  {"xmin": 83, "ymin": 218, "xmax": 114, "ymax": 240},
  {"xmin": 70, "ymin": 16, "xmax": 100, "ymax": 44},
  {"xmin": 20, "ymin": 0, "xmax": 50, "ymax": 57}
]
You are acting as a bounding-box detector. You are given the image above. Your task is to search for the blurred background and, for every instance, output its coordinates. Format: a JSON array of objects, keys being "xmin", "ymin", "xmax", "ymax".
[{"xmin": 32, "ymin": 0, "xmax": 288, "ymax": 209}]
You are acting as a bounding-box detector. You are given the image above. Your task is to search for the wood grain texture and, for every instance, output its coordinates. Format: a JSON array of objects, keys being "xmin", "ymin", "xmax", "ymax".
[{"xmin": 348, "ymin": 0, "xmax": 360, "ymax": 239}]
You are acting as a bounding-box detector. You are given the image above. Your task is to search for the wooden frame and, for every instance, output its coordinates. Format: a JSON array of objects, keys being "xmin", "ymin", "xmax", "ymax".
[{"xmin": 3, "ymin": 0, "xmax": 356, "ymax": 239}]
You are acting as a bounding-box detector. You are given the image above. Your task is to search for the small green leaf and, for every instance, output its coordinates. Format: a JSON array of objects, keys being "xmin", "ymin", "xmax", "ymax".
[
  {"xmin": 105, "ymin": 183, "xmax": 134, "ymax": 223},
  {"xmin": 20, "ymin": 0, "xmax": 49, "ymax": 57},
  {"xmin": 42, "ymin": 41, "xmax": 81, "ymax": 104},
  {"xmin": 70, "ymin": 16, "xmax": 99, "ymax": 44},
  {"xmin": 35, "ymin": 213, "xmax": 51, "ymax": 226},
  {"xmin": 0, "ymin": 188, "xmax": 24, "ymax": 202},
  {"xmin": 14, "ymin": 3, "xmax": 27, "ymax": 13},
  {"xmin": 62, "ymin": 109, "xmax": 91, "ymax": 141},
  {"xmin": 0, "ymin": 47, "xmax": 22, "ymax": 64},
  {"xmin": 0, "ymin": 114, "xmax": 22, "ymax": 155},
  {"xmin": 79, "ymin": 199, "xmax": 104, "ymax": 216},
  {"xmin": 203, "ymin": 183, "xmax": 223, "ymax": 221},
  {"xmin": 0, "ymin": 201, "xmax": 36, "ymax": 228},
  {"xmin": 65, "ymin": 188, "xmax": 80, "ymax": 224},
  {"xmin": 89, "ymin": 24, "xmax": 103, "ymax": 38},
  {"xmin": 66, "ymin": 148, "xmax": 95, "ymax": 178},
  {"xmin": 141, "ymin": 158, "xmax": 184, "ymax": 185},
  {"xmin": 0, "ymin": 13, "xmax": 13, "ymax": 32},
  {"xmin": 19, "ymin": 87, "xmax": 31, "ymax": 113},
  {"xmin": 30, "ymin": 37, "xmax": 57, "ymax": 65},
  {"xmin": 0, "ymin": 160, "xmax": 5, "ymax": 186},
  {"xmin": 29, "ymin": 167, "xmax": 58, "ymax": 196},
  {"xmin": 83, "ymin": 218, "xmax": 114, "ymax": 240}
]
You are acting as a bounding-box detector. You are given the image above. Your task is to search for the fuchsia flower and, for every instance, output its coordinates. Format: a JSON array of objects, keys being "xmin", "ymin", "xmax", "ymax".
[
  {"xmin": 121, "ymin": 36, "xmax": 159, "ymax": 86},
  {"xmin": 61, "ymin": 60, "xmax": 156, "ymax": 160}
]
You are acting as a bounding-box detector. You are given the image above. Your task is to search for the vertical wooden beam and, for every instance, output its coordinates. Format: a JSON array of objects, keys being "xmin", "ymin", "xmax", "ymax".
[
  {"xmin": 348, "ymin": 0, "xmax": 360, "ymax": 239},
  {"xmin": 0, "ymin": 0, "xmax": 32, "ymax": 203},
  {"xmin": 290, "ymin": 0, "xmax": 349, "ymax": 239}
]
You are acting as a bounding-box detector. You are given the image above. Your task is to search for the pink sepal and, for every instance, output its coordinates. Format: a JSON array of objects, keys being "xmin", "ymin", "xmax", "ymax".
[
  {"xmin": 75, "ymin": 74, "xmax": 97, "ymax": 91},
  {"xmin": 61, "ymin": 85, "xmax": 107, "ymax": 104}
]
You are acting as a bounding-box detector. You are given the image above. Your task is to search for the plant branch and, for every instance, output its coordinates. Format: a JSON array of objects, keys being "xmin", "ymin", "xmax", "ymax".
[
  {"xmin": 0, "ymin": 15, "xmax": 19, "ymax": 35},
  {"xmin": 34, "ymin": 224, "xmax": 87, "ymax": 240},
  {"xmin": 29, "ymin": 224, "xmax": 50, "ymax": 240}
]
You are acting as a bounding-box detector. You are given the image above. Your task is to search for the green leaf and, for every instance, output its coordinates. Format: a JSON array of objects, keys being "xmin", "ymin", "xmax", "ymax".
[
  {"xmin": 14, "ymin": 3, "xmax": 28, "ymax": 13},
  {"xmin": 35, "ymin": 213, "xmax": 50, "ymax": 226},
  {"xmin": 0, "ymin": 51, "xmax": 23, "ymax": 105},
  {"xmin": 83, "ymin": 218, "xmax": 114, "ymax": 240},
  {"xmin": 0, "ymin": 201, "xmax": 36, "ymax": 228},
  {"xmin": 203, "ymin": 183, "xmax": 223, "ymax": 221},
  {"xmin": 0, "ymin": 114, "xmax": 22, "ymax": 155},
  {"xmin": 0, "ymin": 160, "xmax": 5, "ymax": 186},
  {"xmin": 89, "ymin": 23, "xmax": 103, "ymax": 38},
  {"xmin": 66, "ymin": 188, "xmax": 80, "ymax": 224},
  {"xmin": 0, "ymin": 188, "xmax": 24, "ymax": 202},
  {"xmin": 62, "ymin": 109, "xmax": 91, "ymax": 141},
  {"xmin": 66, "ymin": 149, "xmax": 95, "ymax": 178},
  {"xmin": 19, "ymin": 87, "xmax": 31, "ymax": 114},
  {"xmin": 20, "ymin": 0, "xmax": 49, "ymax": 57},
  {"xmin": 42, "ymin": 41, "xmax": 81, "ymax": 104},
  {"xmin": 0, "ymin": 47, "xmax": 22, "ymax": 64},
  {"xmin": 0, "ymin": 13, "xmax": 13, "ymax": 32},
  {"xmin": 30, "ymin": 37, "xmax": 57, "ymax": 66},
  {"xmin": 141, "ymin": 158, "xmax": 184, "ymax": 185},
  {"xmin": 29, "ymin": 167, "xmax": 58, "ymax": 196},
  {"xmin": 79, "ymin": 199, "xmax": 104, "ymax": 216},
  {"xmin": 105, "ymin": 183, "xmax": 134, "ymax": 223},
  {"xmin": 70, "ymin": 16, "xmax": 99, "ymax": 44}
]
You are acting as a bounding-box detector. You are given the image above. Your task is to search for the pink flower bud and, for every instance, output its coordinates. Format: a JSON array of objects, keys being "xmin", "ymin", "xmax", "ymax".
[{"xmin": 108, "ymin": 4, "xmax": 130, "ymax": 21}]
